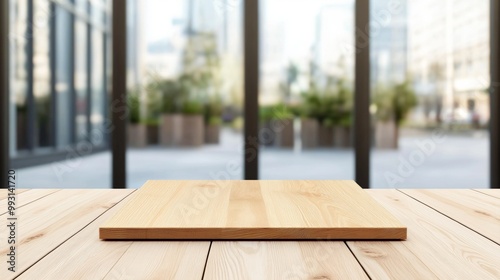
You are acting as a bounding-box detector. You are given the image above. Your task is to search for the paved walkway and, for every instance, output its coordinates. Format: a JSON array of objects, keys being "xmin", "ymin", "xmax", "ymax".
[{"xmin": 17, "ymin": 129, "xmax": 489, "ymax": 189}]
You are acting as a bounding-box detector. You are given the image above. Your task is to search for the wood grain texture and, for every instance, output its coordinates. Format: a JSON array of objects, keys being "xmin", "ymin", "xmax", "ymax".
[
  {"xmin": 103, "ymin": 242, "xmax": 210, "ymax": 280},
  {"xmin": 401, "ymin": 189, "xmax": 500, "ymax": 243},
  {"xmin": 348, "ymin": 190, "xmax": 500, "ymax": 280},
  {"xmin": 0, "ymin": 189, "xmax": 131, "ymax": 279},
  {"xmin": 474, "ymin": 189, "xmax": 500, "ymax": 199},
  {"xmin": 15, "ymin": 190, "xmax": 135, "ymax": 280},
  {"xmin": 100, "ymin": 180, "xmax": 406, "ymax": 240},
  {"xmin": 0, "ymin": 189, "xmax": 60, "ymax": 215},
  {"xmin": 204, "ymin": 241, "xmax": 369, "ymax": 279}
]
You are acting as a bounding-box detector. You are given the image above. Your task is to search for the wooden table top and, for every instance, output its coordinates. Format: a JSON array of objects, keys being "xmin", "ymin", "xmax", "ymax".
[{"xmin": 1, "ymin": 188, "xmax": 499, "ymax": 279}]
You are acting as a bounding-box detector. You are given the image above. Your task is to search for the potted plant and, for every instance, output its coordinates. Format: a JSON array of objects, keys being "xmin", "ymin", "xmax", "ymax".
[
  {"xmin": 373, "ymin": 80, "xmax": 417, "ymax": 149},
  {"xmin": 300, "ymin": 89, "xmax": 321, "ymax": 149},
  {"xmin": 204, "ymin": 96, "xmax": 223, "ymax": 144},
  {"xmin": 180, "ymin": 99, "xmax": 205, "ymax": 147},
  {"xmin": 127, "ymin": 89, "xmax": 147, "ymax": 147},
  {"xmin": 332, "ymin": 79, "xmax": 353, "ymax": 148},
  {"xmin": 155, "ymin": 79, "xmax": 184, "ymax": 146},
  {"xmin": 271, "ymin": 103, "xmax": 295, "ymax": 148}
]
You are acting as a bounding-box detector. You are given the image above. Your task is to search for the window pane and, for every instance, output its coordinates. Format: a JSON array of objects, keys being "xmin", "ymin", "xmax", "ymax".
[
  {"xmin": 370, "ymin": 0, "xmax": 490, "ymax": 188},
  {"xmin": 126, "ymin": 0, "xmax": 244, "ymax": 187},
  {"xmin": 33, "ymin": 0, "xmax": 52, "ymax": 148},
  {"xmin": 259, "ymin": 0, "xmax": 355, "ymax": 179},
  {"xmin": 13, "ymin": 0, "xmax": 29, "ymax": 151}
]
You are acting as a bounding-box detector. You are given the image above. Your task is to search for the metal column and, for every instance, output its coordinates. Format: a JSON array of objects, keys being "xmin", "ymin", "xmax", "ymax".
[
  {"xmin": 111, "ymin": 0, "xmax": 127, "ymax": 188},
  {"xmin": 354, "ymin": 0, "xmax": 371, "ymax": 188},
  {"xmin": 244, "ymin": 0, "xmax": 259, "ymax": 180},
  {"xmin": 0, "ymin": 0, "xmax": 10, "ymax": 188}
]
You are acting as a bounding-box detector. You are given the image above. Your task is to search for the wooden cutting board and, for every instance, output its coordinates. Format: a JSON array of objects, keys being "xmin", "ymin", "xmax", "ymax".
[{"xmin": 100, "ymin": 180, "xmax": 407, "ymax": 240}]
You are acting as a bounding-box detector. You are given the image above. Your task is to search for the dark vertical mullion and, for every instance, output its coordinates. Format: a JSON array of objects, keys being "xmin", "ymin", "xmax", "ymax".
[
  {"xmin": 354, "ymin": 0, "xmax": 370, "ymax": 188},
  {"xmin": 243, "ymin": 0, "xmax": 259, "ymax": 180},
  {"xmin": 49, "ymin": 3, "xmax": 57, "ymax": 147},
  {"xmin": 27, "ymin": 0, "xmax": 36, "ymax": 150},
  {"xmin": 0, "ymin": 0, "xmax": 10, "ymax": 188},
  {"xmin": 111, "ymin": 0, "xmax": 127, "ymax": 188},
  {"xmin": 491, "ymin": 0, "xmax": 499, "ymax": 189}
]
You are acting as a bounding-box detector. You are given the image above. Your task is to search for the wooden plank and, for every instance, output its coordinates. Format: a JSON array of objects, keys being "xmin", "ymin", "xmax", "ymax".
[
  {"xmin": 0, "ymin": 189, "xmax": 29, "ymax": 200},
  {"xmin": 17, "ymin": 189, "xmax": 209, "ymax": 280},
  {"xmin": 100, "ymin": 180, "xmax": 406, "ymax": 240},
  {"xmin": 0, "ymin": 189, "xmax": 132, "ymax": 279},
  {"xmin": 347, "ymin": 190, "xmax": 500, "ymax": 280},
  {"xmin": 0, "ymin": 189, "xmax": 60, "ymax": 215},
  {"xmin": 204, "ymin": 241, "xmax": 369, "ymax": 279},
  {"xmin": 103, "ymin": 242, "xmax": 210, "ymax": 279},
  {"xmin": 474, "ymin": 189, "xmax": 500, "ymax": 199},
  {"xmin": 401, "ymin": 189, "xmax": 500, "ymax": 243}
]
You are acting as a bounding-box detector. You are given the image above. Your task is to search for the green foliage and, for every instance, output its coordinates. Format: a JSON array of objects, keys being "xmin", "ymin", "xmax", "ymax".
[
  {"xmin": 182, "ymin": 100, "xmax": 204, "ymax": 115},
  {"xmin": 128, "ymin": 88, "xmax": 141, "ymax": 124},
  {"xmin": 204, "ymin": 95, "xmax": 223, "ymax": 124},
  {"xmin": 301, "ymin": 78, "xmax": 353, "ymax": 127},
  {"xmin": 259, "ymin": 103, "xmax": 294, "ymax": 123},
  {"xmin": 373, "ymin": 80, "xmax": 417, "ymax": 124}
]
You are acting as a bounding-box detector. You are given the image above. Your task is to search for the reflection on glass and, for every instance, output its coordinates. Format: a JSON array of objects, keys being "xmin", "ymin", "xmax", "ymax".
[
  {"xmin": 91, "ymin": 29, "xmax": 105, "ymax": 139},
  {"xmin": 14, "ymin": 0, "xmax": 29, "ymax": 150},
  {"xmin": 33, "ymin": 0, "xmax": 52, "ymax": 148},
  {"xmin": 370, "ymin": 0, "xmax": 490, "ymax": 188},
  {"xmin": 259, "ymin": 0, "xmax": 355, "ymax": 179},
  {"xmin": 75, "ymin": 20, "xmax": 88, "ymax": 141},
  {"xmin": 55, "ymin": 7, "xmax": 72, "ymax": 147}
]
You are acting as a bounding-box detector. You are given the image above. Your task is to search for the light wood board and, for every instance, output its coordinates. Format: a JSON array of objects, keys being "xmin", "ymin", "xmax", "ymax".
[
  {"xmin": 100, "ymin": 180, "xmax": 406, "ymax": 240},
  {"xmin": 347, "ymin": 190, "xmax": 500, "ymax": 280}
]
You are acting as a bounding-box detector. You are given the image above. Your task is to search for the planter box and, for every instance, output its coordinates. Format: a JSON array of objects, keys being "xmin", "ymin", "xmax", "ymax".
[
  {"xmin": 146, "ymin": 124, "xmax": 159, "ymax": 145},
  {"xmin": 159, "ymin": 114, "xmax": 183, "ymax": 146},
  {"xmin": 333, "ymin": 126, "xmax": 352, "ymax": 148},
  {"xmin": 375, "ymin": 121, "xmax": 398, "ymax": 149},
  {"xmin": 259, "ymin": 122, "xmax": 276, "ymax": 146},
  {"xmin": 205, "ymin": 124, "xmax": 220, "ymax": 144},
  {"xmin": 128, "ymin": 124, "xmax": 147, "ymax": 148},
  {"xmin": 181, "ymin": 115, "xmax": 204, "ymax": 147},
  {"xmin": 301, "ymin": 118, "xmax": 318, "ymax": 149},
  {"xmin": 274, "ymin": 118, "xmax": 294, "ymax": 148},
  {"xmin": 318, "ymin": 125, "xmax": 334, "ymax": 147}
]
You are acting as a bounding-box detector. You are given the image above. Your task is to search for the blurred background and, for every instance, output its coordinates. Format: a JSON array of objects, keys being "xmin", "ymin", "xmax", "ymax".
[{"xmin": 7, "ymin": 0, "xmax": 491, "ymax": 188}]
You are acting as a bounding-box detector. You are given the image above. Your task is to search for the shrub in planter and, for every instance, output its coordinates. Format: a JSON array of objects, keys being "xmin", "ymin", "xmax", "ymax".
[
  {"xmin": 155, "ymin": 79, "xmax": 184, "ymax": 146},
  {"xmin": 373, "ymin": 81, "xmax": 417, "ymax": 149},
  {"xmin": 318, "ymin": 118, "xmax": 334, "ymax": 147},
  {"xmin": 180, "ymin": 100, "xmax": 204, "ymax": 147},
  {"xmin": 127, "ymin": 90, "xmax": 147, "ymax": 147},
  {"xmin": 204, "ymin": 97, "xmax": 223, "ymax": 144}
]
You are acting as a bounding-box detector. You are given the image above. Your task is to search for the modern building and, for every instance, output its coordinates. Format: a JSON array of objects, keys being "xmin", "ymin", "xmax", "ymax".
[
  {"xmin": 408, "ymin": 0, "xmax": 490, "ymax": 124},
  {"xmin": 10, "ymin": 0, "xmax": 111, "ymax": 167}
]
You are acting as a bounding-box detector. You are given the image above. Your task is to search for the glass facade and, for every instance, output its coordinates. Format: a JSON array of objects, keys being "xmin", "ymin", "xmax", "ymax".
[
  {"xmin": 6, "ymin": 0, "xmax": 493, "ymax": 189},
  {"xmin": 10, "ymin": 0, "xmax": 110, "ymax": 155},
  {"xmin": 10, "ymin": 0, "xmax": 111, "ymax": 188}
]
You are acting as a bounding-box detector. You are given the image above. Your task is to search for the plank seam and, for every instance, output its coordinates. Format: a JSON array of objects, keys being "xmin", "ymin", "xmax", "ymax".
[
  {"xmin": 14, "ymin": 189, "xmax": 136, "ymax": 279},
  {"xmin": 471, "ymin": 189, "xmax": 500, "ymax": 199},
  {"xmin": 200, "ymin": 241, "xmax": 213, "ymax": 280},
  {"xmin": 0, "ymin": 189, "xmax": 62, "ymax": 216},
  {"xmin": 396, "ymin": 189, "xmax": 500, "ymax": 246},
  {"xmin": 344, "ymin": 241, "xmax": 372, "ymax": 280},
  {"xmin": 101, "ymin": 241, "xmax": 134, "ymax": 279}
]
